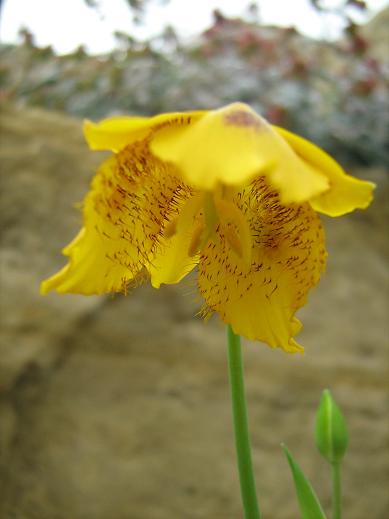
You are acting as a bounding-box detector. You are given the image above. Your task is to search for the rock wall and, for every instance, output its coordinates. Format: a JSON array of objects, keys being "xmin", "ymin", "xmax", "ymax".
[{"xmin": 0, "ymin": 105, "xmax": 388, "ymax": 518}]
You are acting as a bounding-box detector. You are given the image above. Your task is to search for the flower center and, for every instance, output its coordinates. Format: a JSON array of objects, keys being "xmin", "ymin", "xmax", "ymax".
[{"xmin": 166, "ymin": 189, "xmax": 252, "ymax": 267}]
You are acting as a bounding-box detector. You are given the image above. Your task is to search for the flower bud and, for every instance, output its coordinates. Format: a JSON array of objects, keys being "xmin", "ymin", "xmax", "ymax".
[{"xmin": 315, "ymin": 389, "xmax": 348, "ymax": 464}]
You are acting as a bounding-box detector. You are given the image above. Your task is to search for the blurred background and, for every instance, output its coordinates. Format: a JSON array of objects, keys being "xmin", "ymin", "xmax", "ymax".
[{"xmin": 0, "ymin": 1, "xmax": 388, "ymax": 518}]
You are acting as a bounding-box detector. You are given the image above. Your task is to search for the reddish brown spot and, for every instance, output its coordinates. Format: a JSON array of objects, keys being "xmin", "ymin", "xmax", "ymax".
[{"xmin": 224, "ymin": 110, "xmax": 262, "ymax": 129}]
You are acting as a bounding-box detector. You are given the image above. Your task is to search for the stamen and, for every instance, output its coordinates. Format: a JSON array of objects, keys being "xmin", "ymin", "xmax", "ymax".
[
  {"xmin": 215, "ymin": 198, "xmax": 252, "ymax": 267},
  {"xmin": 204, "ymin": 192, "xmax": 218, "ymax": 230},
  {"xmin": 188, "ymin": 222, "xmax": 206, "ymax": 257},
  {"xmin": 163, "ymin": 218, "xmax": 178, "ymax": 238},
  {"xmin": 224, "ymin": 226, "xmax": 244, "ymax": 258}
]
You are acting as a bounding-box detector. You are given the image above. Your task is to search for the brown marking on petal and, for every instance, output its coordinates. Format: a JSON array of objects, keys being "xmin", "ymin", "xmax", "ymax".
[
  {"xmin": 89, "ymin": 139, "xmax": 196, "ymax": 282},
  {"xmin": 197, "ymin": 175, "xmax": 326, "ymax": 325},
  {"xmin": 224, "ymin": 110, "xmax": 262, "ymax": 130},
  {"xmin": 152, "ymin": 115, "xmax": 194, "ymax": 135}
]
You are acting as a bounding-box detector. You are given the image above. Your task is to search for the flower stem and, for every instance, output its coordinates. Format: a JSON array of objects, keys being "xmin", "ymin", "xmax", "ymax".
[
  {"xmin": 227, "ymin": 325, "xmax": 261, "ymax": 519},
  {"xmin": 331, "ymin": 462, "xmax": 342, "ymax": 519}
]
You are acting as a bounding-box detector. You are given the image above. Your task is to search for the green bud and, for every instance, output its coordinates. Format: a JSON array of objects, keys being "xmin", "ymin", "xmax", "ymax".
[{"xmin": 315, "ymin": 389, "xmax": 348, "ymax": 464}]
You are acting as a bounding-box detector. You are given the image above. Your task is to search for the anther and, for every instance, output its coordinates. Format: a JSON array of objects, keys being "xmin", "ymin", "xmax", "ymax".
[
  {"xmin": 188, "ymin": 222, "xmax": 206, "ymax": 257},
  {"xmin": 163, "ymin": 218, "xmax": 178, "ymax": 238}
]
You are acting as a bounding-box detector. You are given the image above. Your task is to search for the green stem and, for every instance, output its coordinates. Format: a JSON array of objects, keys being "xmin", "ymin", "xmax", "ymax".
[
  {"xmin": 227, "ymin": 325, "xmax": 261, "ymax": 519},
  {"xmin": 331, "ymin": 462, "xmax": 342, "ymax": 519}
]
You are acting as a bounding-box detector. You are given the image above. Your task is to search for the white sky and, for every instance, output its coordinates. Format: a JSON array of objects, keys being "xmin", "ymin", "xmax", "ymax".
[{"xmin": 0, "ymin": 0, "xmax": 387, "ymax": 55}]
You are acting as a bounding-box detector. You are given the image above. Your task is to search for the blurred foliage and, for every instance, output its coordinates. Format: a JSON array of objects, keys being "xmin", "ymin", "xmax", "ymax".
[
  {"xmin": 310, "ymin": 0, "xmax": 367, "ymax": 14},
  {"xmin": 1, "ymin": 9, "xmax": 388, "ymax": 166},
  {"xmin": 84, "ymin": 0, "xmax": 169, "ymax": 24}
]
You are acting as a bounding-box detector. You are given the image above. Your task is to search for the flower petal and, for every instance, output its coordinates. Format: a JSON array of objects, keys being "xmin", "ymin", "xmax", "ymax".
[
  {"xmin": 84, "ymin": 116, "xmax": 150, "ymax": 152},
  {"xmin": 274, "ymin": 126, "xmax": 375, "ymax": 216},
  {"xmin": 151, "ymin": 102, "xmax": 329, "ymax": 204},
  {"xmin": 149, "ymin": 193, "xmax": 202, "ymax": 288},
  {"xmin": 84, "ymin": 111, "xmax": 206, "ymax": 152},
  {"xmin": 198, "ymin": 177, "xmax": 327, "ymax": 352},
  {"xmin": 214, "ymin": 197, "xmax": 253, "ymax": 267},
  {"xmin": 41, "ymin": 141, "xmax": 183, "ymax": 295}
]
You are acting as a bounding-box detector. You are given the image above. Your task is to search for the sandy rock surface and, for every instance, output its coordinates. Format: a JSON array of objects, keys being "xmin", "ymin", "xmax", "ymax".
[{"xmin": 0, "ymin": 105, "xmax": 388, "ymax": 519}]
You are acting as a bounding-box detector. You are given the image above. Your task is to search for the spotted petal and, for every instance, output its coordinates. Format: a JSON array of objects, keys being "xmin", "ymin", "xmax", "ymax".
[
  {"xmin": 198, "ymin": 178, "xmax": 326, "ymax": 352},
  {"xmin": 41, "ymin": 142, "xmax": 182, "ymax": 295}
]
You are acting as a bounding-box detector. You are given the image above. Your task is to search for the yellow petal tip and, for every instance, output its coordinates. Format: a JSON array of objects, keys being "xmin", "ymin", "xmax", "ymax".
[{"xmin": 40, "ymin": 281, "xmax": 49, "ymax": 295}]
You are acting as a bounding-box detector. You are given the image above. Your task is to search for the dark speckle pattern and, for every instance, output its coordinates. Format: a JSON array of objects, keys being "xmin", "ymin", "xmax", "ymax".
[
  {"xmin": 88, "ymin": 139, "xmax": 192, "ymax": 292},
  {"xmin": 197, "ymin": 176, "xmax": 326, "ymax": 346}
]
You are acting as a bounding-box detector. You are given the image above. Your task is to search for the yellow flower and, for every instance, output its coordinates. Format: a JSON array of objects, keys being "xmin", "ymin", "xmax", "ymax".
[{"xmin": 41, "ymin": 103, "xmax": 374, "ymax": 353}]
